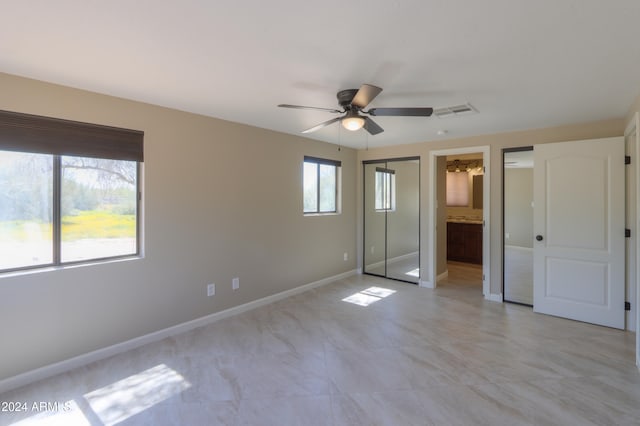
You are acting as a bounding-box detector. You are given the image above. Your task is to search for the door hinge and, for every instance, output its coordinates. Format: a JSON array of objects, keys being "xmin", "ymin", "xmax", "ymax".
[
  {"xmin": 625, "ymin": 301, "xmax": 631, "ymax": 311},
  {"xmin": 482, "ymin": 274, "xmax": 485, "ymax": 281},
  {"xmin": 625, "ymin": 229, "xmax": 631, "ymax": 238},
  {"xmin": 625, "ymin": 155, "xmax": 631, "ymax": 165}
]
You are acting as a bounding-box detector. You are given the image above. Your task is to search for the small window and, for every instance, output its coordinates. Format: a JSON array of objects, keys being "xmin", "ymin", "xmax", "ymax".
[
  {"xmin": 303, "ymin": 156, "xmax": 341, "ymax": 214},
  {"xmin": 375, "ymin": 167, "xmax": 395, "ymax": 211},
  {"xmin": 446, "ymin": 171, "xmax": 469, "ymax": 207}
]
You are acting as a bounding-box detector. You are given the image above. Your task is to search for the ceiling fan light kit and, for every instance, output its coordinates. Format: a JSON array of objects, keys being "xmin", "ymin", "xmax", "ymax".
[
  {"xmin": 341, "ymin": 111, "xmax": 365, "ymax": 131},
  {"xmin": 278, "ymin": 84, "xmax": 434, "ymax": 136}
]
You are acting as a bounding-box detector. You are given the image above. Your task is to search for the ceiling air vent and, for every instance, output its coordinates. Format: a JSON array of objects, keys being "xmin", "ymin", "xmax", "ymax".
[{"xmin": 433, "ymin": 103, "xmax": 478, "ymax": 118}]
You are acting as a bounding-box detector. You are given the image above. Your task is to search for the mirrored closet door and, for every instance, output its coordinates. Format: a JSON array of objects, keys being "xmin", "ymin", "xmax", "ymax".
[
  {"xmin": 363, "ymin": 157, "xmax": 420, "ymax": 284},
  {"xmin": 503, "ymin": 147, "xmax": 534, "ymax": 305}
]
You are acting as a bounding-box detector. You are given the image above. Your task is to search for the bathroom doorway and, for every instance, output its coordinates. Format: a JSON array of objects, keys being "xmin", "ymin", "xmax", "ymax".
[{"xmin": 428, "ymin": 146, "xmax": 490, "ymax": 297}]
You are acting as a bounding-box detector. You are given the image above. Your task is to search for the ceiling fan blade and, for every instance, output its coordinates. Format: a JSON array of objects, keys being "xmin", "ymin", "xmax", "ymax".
[
  {"xmin": 367, "ymin": 107, "xmax": 434, "ymax": 117},
  {"xmin": 363, "ymin": 117, "xmax": 384, "ymax": 135},
  {"xmin": 278, "ymin": 104, "xmax": 342, "ymax": 114},
  {"xmin": 301, "ymin": 117, "xmax": 342, "ymax": 133},
  {"xmin": 351, "ymin": 84, "xmax": 383, "ymax": 109}
]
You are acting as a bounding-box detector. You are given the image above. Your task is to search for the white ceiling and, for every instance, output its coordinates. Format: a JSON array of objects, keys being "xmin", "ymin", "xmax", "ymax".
[{"xmin": 2, "ymin": 1, "xmax": 640, "ymax": 149}]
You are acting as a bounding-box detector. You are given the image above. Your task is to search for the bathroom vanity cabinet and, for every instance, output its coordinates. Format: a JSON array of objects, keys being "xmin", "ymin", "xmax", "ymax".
[{"xmin": 447, "ymin": 221, "xmax": 482, "ymax": 264}]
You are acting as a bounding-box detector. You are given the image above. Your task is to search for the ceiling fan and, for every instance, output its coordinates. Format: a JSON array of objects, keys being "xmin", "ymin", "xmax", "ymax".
[{"xmin": 278, "ymin": 84, "xmax": 433, "ymax": 135}]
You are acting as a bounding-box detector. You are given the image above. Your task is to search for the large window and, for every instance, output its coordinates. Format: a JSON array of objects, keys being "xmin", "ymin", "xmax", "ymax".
[
  {"xmin": 303, "ymin": 156, "xmax": 341, "ymax": 214},
  {"xmin": 375, "ymin": 167, "xmax": 395, "ymax": 211},
  {"xmin": 0, "ymin": 110, "xmax": 143, "ymax": 272}
]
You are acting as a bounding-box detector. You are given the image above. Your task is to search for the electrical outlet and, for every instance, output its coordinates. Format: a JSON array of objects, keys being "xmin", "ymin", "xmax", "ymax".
[
  {"xmin": 505, "ymin": 232, "xmax": 510, "ymax": 239},
  {"xmin": 343, "ymin": 252, "xmax": 348, "ymax": 261},
  {"xmin": 232, "ymin": 277, "xmax": 239, "ymax": 290},
  {"xmin": 371, "ymin": 246, "xmax": 375, "ymax": 254},
  {"xmin": 207, "ymin": 283, "xmax": 215, "ymax": 296}
]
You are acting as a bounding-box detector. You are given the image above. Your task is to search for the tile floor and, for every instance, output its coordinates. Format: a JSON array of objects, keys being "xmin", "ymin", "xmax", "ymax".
[{"xmin": 1, "ymin": 263, "xmax": 639, "ymax": 425}]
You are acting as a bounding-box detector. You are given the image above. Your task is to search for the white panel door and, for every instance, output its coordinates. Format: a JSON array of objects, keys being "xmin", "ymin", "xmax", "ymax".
[{"xmin": 533, "ymin": 137, "xmax": 625, "ymax": 329}]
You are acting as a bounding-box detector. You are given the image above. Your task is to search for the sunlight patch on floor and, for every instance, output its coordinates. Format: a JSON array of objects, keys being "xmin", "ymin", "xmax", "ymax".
[
  {"xmin": 84, "ymin": 364, "xmax": 190, "ymax": 426},
  {"xmin": 405, "ymin": 268, "xmax": 420, "ymax": 278},
  {"xmin": 342, "ymin": 286, "xmax": 396, "ymax": 307}
]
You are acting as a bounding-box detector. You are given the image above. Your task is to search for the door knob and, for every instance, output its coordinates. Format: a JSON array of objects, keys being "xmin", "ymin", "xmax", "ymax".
[{"xmin": 536, "ymin": 235, "xmax": 544, "ymax": 241}]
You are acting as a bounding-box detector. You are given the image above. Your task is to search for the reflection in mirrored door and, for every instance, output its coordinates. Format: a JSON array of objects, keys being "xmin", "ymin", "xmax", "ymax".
[
  {"xmin": 503, "ymin": 147, "xmax": 534, "ymax": 305},
  {"xmin": 363, "ymin": 162, "xmax": 386, "ymax": 277},
  {"xmin": 363, "ymin": 157, "xmax": 420, "ymax": 284}
]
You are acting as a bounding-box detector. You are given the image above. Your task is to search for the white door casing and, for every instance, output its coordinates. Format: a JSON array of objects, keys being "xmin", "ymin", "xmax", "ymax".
[
  {"xmin": 427, "ymin": 146, "xmax": 491, "ymax": 299},
  {"xmin": 533, "ymin": 137, "xmax": 625, "ymax": 329},
  {"xmin": 625, "ymin": 127, "xmax": 637, "ymax": 332},
  {"xmin": 625, "ymin": 111, "xmax": 640, "ymax": 368}
]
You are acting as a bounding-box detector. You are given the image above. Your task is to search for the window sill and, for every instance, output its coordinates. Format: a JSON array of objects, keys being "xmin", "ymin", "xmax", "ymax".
[
  {"xmin": 303, "ymin": 212, "xmax": 341, "ymax": 217},
  {"xmin": 0, "ymin": 255, "xmax": 142, "ymax": 278}
]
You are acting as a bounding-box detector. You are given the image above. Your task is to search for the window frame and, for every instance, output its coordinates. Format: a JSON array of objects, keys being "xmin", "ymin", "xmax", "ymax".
[
  {"xmin": 303, "ymin": 156, "xmax": 341, "ymax": 215},
  {"xmin": 0, "ymin": 110, "xmax": 143, "ymax": 273},
  {"xmin": 375, "ymin": 167, "xmax": 396, "ymax": 212}
]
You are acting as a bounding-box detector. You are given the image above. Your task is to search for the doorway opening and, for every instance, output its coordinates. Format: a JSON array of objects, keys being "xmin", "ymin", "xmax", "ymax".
[{"xmin": 428, "ymin": 146, "xmax": 491, "ymax": 298}]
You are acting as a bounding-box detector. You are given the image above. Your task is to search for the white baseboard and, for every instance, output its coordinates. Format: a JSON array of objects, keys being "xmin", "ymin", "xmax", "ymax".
[
  {"xmin": 485, "ymin": 292, "xmax": 503, "ymax": 302},
  {"xmin": 419, "ymin": 271, "xmax": 448, "ymax": 289},
  {"xmin": 0, "ymin": 268, "xmax": 358, "ymax": 394},
  {"xmin": 419, "ymin": 279, "xmax": 434, "ymax": 289}
]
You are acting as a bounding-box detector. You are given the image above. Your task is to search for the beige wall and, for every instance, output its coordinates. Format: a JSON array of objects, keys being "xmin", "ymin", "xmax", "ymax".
[
  {"xmin": 0, "ymin": 73, "xmax": 358, "ymax": 381},
  {"xmin": 626, "ymin": 92, "xmax": 640, "ymax": 127},
  {"xmin": 357, "ymin": 119, "xmax": 624, "ymax": 292}
]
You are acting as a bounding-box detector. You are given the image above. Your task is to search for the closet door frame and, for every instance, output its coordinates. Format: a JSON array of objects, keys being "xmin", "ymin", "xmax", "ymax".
[{"xmin": 362, "ymin": 156, "xmax": 420, "ymax": 284}]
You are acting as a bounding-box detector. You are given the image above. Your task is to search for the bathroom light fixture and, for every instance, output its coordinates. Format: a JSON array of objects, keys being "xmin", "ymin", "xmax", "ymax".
[
  {"xmin": 341, "ymin": 111, "xmax": 365, "ymax": 131},
  {"xmin": 446, "ymin": 159, "xmax": 483, "ymax": 174}
]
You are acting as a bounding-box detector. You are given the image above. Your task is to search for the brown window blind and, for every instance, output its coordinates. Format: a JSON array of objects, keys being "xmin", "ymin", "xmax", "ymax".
[
  {"xmin": 0, "ymin": 110, "xmax": 144, "ymax": 162},
  {"xmin": 304, "ymin": 156, "xmax": 341, "ymax": 167}
]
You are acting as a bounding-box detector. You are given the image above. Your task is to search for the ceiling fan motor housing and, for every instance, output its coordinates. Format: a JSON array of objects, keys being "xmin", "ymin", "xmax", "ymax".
[
  {"xmin": 337, "ymin": 89, "xmax": 359, "ymax": 108},
  {"xmin": 279, "ymin": 83, "xmax": 432, "ymax": 135}
]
